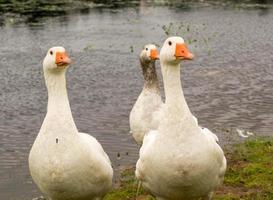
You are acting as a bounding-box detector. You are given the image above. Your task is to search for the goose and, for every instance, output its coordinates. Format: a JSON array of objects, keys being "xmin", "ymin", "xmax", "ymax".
[
  {"xmin": 129, "ymin": 44, "xmax": 163, "ymax": 144},
  {"xmin": 29, "ymin": 47, "xmax": 113, "ymax": 200},
  {"xmin": 136, "ymin": 37, "xmax": 226, "ymax": 200},
  {"xmin": 154, "ymin": 104, "xmax": 219, "ymax": 143},
  {"xmin": 130, "ymin": 45, "xmax": 217, "ymax": 145},
  {"xmin": 193, "ymin": 117, "xmax": 219, "ymax": 142}
]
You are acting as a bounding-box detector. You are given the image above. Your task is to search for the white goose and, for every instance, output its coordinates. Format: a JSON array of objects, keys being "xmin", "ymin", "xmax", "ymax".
[
  {"xmin": 193, "ymin": 117, "xmax": 219, "ymax": 143},
  {"xmin": 136, "ymin": 37, "xmax": 226, "ymax": 200},
  {"xmin": 129, "ymin": 44, "xmax": 162, "ymax": 144},
  {"xmin": 29, "ymin": 47, "xmax": 113, "ymax": 200}
]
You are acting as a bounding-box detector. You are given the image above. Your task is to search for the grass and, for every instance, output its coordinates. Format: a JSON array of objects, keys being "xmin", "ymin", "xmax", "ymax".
[
  {"xmin": 104, "ymin": 138, "xmax": 273, "ymax": 200},
  {"xmin": 214, "ymin": 139, "xmax": 273, "ymax": 200},
  {"xmin": 104, "ymin": 167, "xmax": 152, "ymax": 200}
]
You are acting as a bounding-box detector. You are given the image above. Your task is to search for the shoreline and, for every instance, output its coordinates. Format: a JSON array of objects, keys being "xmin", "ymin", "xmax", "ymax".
[{"xmin": 30, "ymin": 136, "xmax": 273, "ymax": 200}]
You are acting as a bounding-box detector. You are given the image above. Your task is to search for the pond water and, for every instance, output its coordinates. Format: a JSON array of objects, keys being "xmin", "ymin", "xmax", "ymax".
[{"xmin": 0, "ymin": 1, "xmax": 273, "ymax": 199}]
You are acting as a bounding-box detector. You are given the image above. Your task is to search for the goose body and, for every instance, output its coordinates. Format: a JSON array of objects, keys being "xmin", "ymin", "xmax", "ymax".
[
  {"xmin": 136, "ymin": 37, "xmax": 226, "ymax": 200},
  {"xmin": 130, "ymin": 45, "xmax": 162, "ymax": 144},
  {"xmin": 29, "ymin": 47, "xmax": 113, "ymax": 200},
  {"xmin": 193, "ymin": 116, "xmax": 219, "ymax": 142}
]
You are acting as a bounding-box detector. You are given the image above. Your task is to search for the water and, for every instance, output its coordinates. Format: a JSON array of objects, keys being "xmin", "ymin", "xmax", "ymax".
[{"xmin": 0, "ymin": 1, "xmax": 273, "ymax": 199}]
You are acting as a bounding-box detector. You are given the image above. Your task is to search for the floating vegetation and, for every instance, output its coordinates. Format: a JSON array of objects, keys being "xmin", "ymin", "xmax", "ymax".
[
  {"xmin": 130, "ymin": 45, "xmax": 134, "ymax": 53},
  {"xmin": 83, "ymin": 44, "xmax": 94, "ymax": 51},
  {"xmin": 162, "ymin": 22, "xmax": 173, "ymax": 36},
  {"xmin": 161, "ymin": 21, "xmax": 216, "ymax": 55}
]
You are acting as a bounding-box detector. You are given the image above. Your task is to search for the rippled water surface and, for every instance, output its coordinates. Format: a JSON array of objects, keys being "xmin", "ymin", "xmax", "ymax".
[{"xmin": 0, "ymin": 1, "xmax": 273, "ymax": 199}]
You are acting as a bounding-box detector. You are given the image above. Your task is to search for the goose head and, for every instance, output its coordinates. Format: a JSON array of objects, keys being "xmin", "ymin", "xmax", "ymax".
[
  {"xmin": 43, "ymin": 47, "xmax": 71, "ymax": 73},
  {"xmin": 160, "ymin": 36, "xmax": 194, "ymax": 65},
  {"xmin": 140, "ymin": 44, "xmax": 159, "ymax": 65}
]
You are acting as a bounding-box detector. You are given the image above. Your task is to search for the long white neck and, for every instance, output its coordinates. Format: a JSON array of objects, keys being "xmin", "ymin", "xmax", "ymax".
[
  {"xmin": 43, "ymin": 69, "xmax": 77, "ymax": 133},
  {"xmin": 161, "ymin": 60, "xmax": 191, "ymax": 117}
]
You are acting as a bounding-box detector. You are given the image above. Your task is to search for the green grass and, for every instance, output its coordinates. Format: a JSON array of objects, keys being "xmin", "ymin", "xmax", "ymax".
[
  {"xmin": 104, "ymin": 167, "xmax": 153, "ymax": 200},
  {"xmin": 104, "ymin": 138, "xmax": 273, "ymax": 200},
  {"xmin": 214, "ymin": 139, "xmax": 273, "ymax": 200}
]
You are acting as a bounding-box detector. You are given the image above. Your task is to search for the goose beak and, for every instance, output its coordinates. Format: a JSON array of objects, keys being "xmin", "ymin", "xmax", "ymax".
[
  {"xmin": 150, "ymin": 49, "xmax": 159, "ymax": 60},
  {"xmin": 56, "ymin": 52, "xmax": 71, "ymax": 67},
  {"xmin": 175, "ymin": 43, "xmax": 194, "ymax": 60}
]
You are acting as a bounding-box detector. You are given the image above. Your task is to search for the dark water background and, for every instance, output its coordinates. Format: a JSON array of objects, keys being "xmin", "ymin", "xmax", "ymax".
[{"xmin": 0, "ymin": 0, "xmax": 273, "ymax": 199}]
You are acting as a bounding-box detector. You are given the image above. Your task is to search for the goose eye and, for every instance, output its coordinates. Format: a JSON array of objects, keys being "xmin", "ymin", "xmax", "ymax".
[
  {"xmin": 146, "ymin": 48, "xmax": 148, "ymax": 51},
  {"xmin": 168, "ymin": 41, "xmax": 172, "ymax": 46},
  {"xmin": 50, "ymin": 51, "xmax": 53, "ymax": 55}
]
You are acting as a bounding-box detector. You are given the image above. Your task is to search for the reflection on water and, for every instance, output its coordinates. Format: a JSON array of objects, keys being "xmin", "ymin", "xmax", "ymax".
[
  {"xmin": 0, "ymin": 1, "xmax": 273, "ymax": 200},
  {"xmin": 0, "ymin": 0, "xmax": 273, "ymax": 25}
]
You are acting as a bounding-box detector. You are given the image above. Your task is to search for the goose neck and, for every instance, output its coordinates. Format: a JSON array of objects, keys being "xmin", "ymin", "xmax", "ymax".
[
  {"xmin": 44, "ymin": 70, "xmax": 75, "ymax": 123},
  {"xmin": 161, "ymin": 61, "xmax": 190, "ymax": 115},
  {"xmin": 141, "ymin": 60, "xmax": 160, "ymax": 92}
]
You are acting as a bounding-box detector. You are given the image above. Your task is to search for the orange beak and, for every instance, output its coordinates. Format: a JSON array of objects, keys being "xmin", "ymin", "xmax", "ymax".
[
  {"xmin": 175, "ymin": 43, "xmax": 194, "ymax": 60},
  {"xmin": 55, "ymin": 52, "xmax": 71, "ymax": 67},
  {"xmin": 149, "ymin": 49, "xmax": 159, "ymax": 60}
]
